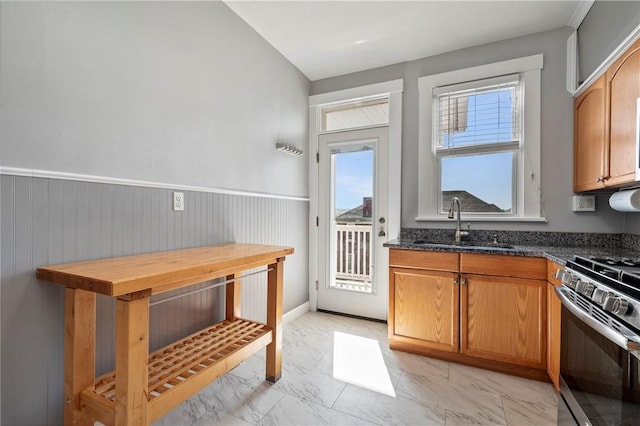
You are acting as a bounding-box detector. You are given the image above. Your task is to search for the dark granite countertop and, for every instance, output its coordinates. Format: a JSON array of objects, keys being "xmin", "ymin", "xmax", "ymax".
[{"xmin": 384, "ymin": 238, "xmax": 640, "ymax": 265}]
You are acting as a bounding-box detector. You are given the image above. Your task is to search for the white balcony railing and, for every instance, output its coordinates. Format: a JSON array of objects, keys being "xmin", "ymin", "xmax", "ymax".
[{"xmin": 335, "ymin": 224, "xmax": 372, "ymax": 286}]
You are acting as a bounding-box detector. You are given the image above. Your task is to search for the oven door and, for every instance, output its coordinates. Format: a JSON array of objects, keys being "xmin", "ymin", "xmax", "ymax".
[{"xmin": 557, "ymin": 288, "xmax": 640, "ymax": 426}]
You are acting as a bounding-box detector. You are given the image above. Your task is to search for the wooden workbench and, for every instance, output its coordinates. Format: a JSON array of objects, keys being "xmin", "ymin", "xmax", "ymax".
[{"xmin": 36, "ymin": 243, "xmax": 294, "ymax": 426}]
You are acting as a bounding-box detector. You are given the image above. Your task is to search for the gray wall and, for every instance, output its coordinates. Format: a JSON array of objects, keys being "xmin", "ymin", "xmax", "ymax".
[
  {"xmin": 0, "ymin": 1, "xmax": 309, "ymax": 198},
  {"xmin": 625, "ymin": 215, "xmax": 640, "ymax": 235},
  {"xmin": 311, "ymin": 27, "xmax": 624, "ymax": 233},
  {"xmin": 0, "ymin": 2, "xmax": 310, "ymax": 425},
  {"xmin": 578, "ymin": 0, "xmax": 640, "ymax": 84}
]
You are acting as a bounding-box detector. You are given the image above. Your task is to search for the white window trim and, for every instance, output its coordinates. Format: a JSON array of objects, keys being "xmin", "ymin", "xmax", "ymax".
[
  {"xmin": 309, "ymin": 80, "xmax": 403, "ymax": 107},
  {"xmin": 416, "ymin": 55, "xmax": 545, "ymax": 222},
  {"xmin": 308, "ymin": 79, "xmax": 403, "ymax": 312}
]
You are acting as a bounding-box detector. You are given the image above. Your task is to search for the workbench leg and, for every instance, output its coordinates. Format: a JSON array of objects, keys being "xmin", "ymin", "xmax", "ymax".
[
  {"xmin": 64, "ymin": 288, "xmax": 96, "ymax": 426},
  {"xmin": 115, "ymin": 295, "xmax": 149, "ymax": 426},
  {"xmin": 225, "ymin": 273, "xmax": 241, "ymax": 320},
  {"xmin": 266, "ymin": 258, "xmax": 284, "ymax": 382}
]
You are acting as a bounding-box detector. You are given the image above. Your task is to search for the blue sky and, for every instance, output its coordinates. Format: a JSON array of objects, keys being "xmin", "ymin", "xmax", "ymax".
[
  {"xmin": 441, "ymin": 153, "xmax": 512, "ymax": 210},
  {"xmin": 334, "ymin": 150, "xmax": 373, "ymax": 211}
]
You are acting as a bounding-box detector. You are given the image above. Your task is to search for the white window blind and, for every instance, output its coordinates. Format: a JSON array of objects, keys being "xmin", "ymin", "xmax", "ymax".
[{"xmin": 434, "ymin": 74, "xmax": 521, "ymax": 151}]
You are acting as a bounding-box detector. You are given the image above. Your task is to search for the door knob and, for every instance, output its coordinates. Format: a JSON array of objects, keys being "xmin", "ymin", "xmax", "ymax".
[
  {"xmin": 378, "ymin": 230, "xmax": 386, "ymax": 237},
  {"xmin": 379, "ymin": 217, "xmax": 386, "ymax": 224}
]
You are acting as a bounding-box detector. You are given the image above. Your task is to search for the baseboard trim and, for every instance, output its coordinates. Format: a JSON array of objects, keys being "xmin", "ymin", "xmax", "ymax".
[
  {"xmin": 283, "ymin": 301, "xmax": 310, "ymax": 325},
  {"xmin": 389, "ymin": 339, "xmax": 549, "ymax": 383}
]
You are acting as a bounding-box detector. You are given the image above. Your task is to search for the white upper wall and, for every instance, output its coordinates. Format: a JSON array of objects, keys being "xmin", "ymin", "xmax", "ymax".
[{"xmin": 0, "ymin": 1, "xmax": 310, "ymax": 198}]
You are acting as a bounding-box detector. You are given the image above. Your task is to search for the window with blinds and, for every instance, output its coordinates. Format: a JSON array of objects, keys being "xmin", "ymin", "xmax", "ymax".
[
  {"xmin": 434, "ymin": 74, "xmax": 521, "ymax": 150},
  {"xmin": 433, "ymin": 74, "xmax": 523, "ymax": 215}
]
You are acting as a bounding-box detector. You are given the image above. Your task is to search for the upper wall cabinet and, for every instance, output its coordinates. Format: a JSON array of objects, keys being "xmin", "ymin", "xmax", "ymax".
[
  {"xmin": 574, "ymin": 75, "xmax": 607, "ymax": 192},
  {"xmin": 574, "ymin": 39, "xmax": 640, "ymax": 192},
  {"xmin": 606, "ymin": 38, "xmax": 640, "ymax": 186}
]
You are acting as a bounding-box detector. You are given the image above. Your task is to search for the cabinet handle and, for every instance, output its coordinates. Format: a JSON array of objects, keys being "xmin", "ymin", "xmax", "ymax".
[
  {"xmin": 453, "ymin": 278, "xmax": 459, "ymax": 284},
  {"xmin": 460, "ymin": 278, "xmax": 467, "ymax": 285}
]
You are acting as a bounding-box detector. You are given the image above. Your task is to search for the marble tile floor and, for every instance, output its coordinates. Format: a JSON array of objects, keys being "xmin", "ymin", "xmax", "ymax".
[{"xmin": 153, "ymin": 311, "xmax": 558, "ymax": 426}]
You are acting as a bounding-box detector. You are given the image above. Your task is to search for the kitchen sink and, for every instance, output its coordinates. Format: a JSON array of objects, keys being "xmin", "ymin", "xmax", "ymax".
[{"xmin": 412, "ymin": 240, "xmax": 514, "ymax": 249}]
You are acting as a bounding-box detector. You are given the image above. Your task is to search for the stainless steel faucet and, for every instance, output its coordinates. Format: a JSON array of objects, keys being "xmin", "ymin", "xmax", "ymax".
[{"xmin": 448, "ymin": 196, "xmax": 469, "ymax": 244}]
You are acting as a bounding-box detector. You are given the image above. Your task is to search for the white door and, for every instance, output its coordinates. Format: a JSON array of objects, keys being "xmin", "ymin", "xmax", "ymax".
[{"xmin": 317, "ymin": 127, "xmax": 389, "ymax": 320}]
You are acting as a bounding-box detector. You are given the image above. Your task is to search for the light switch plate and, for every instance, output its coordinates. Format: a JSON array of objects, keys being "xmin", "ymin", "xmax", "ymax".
[
  {"xmin": 173, "ymin": 192, "xmax": 184, "ymax": 211},
  {"xmin": 572, "ymin": 195, "xmax": 595, "ymax": 212}
]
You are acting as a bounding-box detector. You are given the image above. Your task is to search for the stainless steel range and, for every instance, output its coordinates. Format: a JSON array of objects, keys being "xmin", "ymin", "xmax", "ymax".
[{"xmin": 556, "ymin": 256, "xmax": 640, "ymax": 426}]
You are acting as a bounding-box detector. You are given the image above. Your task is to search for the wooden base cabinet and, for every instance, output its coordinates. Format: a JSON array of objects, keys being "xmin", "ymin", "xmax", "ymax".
[
  {"xmin": 461, "ymin": 274, "xmax": 546, "ymax": 369},
  {"xmin": 389, "ymin": 249, "xmax": 549, "ymax": 382},
  {"xmin": 388, "ymin": 250, "xmax": 460, "ymax": 354},
  {"xmin": 390, "ymin": 268, "xmax": 459, "ymax": 352}
]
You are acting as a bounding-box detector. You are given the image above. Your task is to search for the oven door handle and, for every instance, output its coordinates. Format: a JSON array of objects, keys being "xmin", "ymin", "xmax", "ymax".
[{"xmin": 554, "ymin": 286, "xmax": 640, "ymax": 351}]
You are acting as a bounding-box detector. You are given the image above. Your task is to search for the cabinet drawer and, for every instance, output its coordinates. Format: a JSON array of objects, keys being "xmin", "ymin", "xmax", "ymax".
[
  {"xmin": 389, "ymin": 249, "xmax": 459, "ymax": 272},
  {"xmin": 460, "ymin": 253, "xmax": 546, "ymax": 279}
]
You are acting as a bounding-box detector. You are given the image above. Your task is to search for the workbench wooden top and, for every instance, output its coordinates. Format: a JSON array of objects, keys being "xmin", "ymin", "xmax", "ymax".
[{"xmin": 36, "ymin": 243, "xmax": 294, "ymax": 297}]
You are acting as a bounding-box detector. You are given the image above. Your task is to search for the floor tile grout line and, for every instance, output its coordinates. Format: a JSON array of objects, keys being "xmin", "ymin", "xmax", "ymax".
[
  {"xmin": 253, "ymin": 388, "xmax": 287, "ymax": 426},
  {"xmin": 499, "ymin": 394, "xmax": 510, "ymax": 426},
  {"xmin": 329, "ymin": 380, "xmax": 349, "ymax": 410}
]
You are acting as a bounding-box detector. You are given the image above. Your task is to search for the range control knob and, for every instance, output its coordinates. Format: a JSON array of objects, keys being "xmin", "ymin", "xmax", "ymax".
[
  {"xmin": 592, "ymin": 288, "xmax": 612, "ymax": 305},
  {"xmin": 562, "ymin": 272, "xmax": 578, "ymax": 289},
  {"xmin": 575, "ymin": 280, "xmax": 595, "ymax": 297},
  {"xmin": 603, "ymin": 296, "xmax": 631, "ymax": 315}
]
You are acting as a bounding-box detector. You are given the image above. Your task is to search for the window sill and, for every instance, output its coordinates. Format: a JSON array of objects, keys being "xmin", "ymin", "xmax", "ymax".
[{"xmin": 415, "ymin": 216, "xmax": 548, "ymax": 223}]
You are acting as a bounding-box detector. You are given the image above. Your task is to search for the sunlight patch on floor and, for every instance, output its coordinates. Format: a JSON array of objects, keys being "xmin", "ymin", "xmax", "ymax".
[{"xmin": 333, "ymin": 331, "xmax": 396, "ymax": 397}]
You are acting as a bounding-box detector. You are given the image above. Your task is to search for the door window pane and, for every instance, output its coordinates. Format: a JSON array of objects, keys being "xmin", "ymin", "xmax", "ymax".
[{"xmin": 332, "ymin": 148, "xmax": 374, "ymax": 293}]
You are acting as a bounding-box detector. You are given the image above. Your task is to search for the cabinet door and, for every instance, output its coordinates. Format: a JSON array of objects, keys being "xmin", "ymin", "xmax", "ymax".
[
  {"xmin": 606, "ymin": 39, "xmax": 640, "ymax": 186},
  {"xmin": 547, "ymin": 282, "xmax": 561, "ymax": 390},
  {"xmin": 389, "ymin": 268, "xmax": 459, "ymax": 352},
  {"xmin": 574, "ymin": 74, "xmax": 607, "ymax": 192},
  {"xmin": 547, "ymin": 261, "xmax": 562, "ymax": 390},
  {"xmin": 461, "ymin": 274, "xmax": 546, "ymax": 369}
]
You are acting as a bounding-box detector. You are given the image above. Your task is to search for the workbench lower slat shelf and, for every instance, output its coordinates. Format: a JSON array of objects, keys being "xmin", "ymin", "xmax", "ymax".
[{"xmin": 81, "ymin": 318, "xmax": 272, "ymax": 426}]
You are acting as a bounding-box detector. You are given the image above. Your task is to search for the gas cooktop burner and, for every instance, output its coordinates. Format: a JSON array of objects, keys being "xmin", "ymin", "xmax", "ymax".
[
  {"xmin": 569, "ymin": 256, "xmax": 640, "ymax": 298},
  {"xmin": 590, "ymin": 256, "xmax": 640, "ymax": 267}
]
